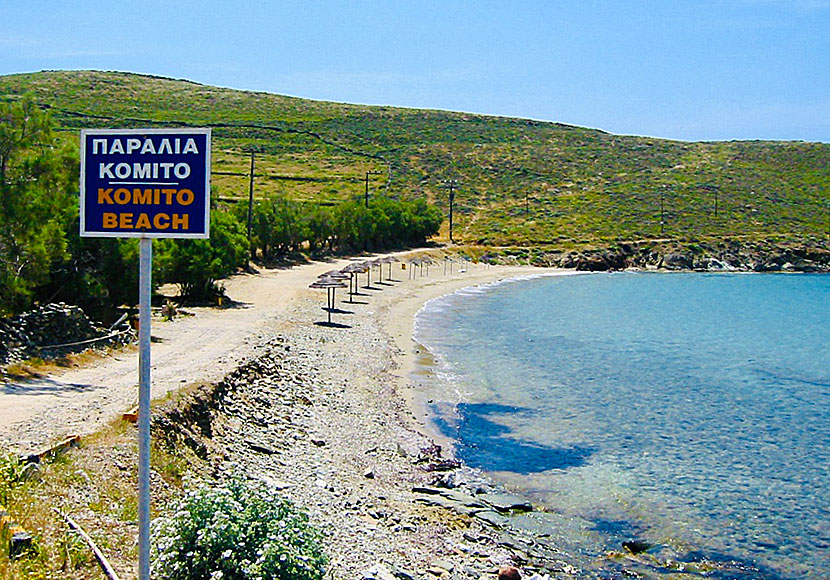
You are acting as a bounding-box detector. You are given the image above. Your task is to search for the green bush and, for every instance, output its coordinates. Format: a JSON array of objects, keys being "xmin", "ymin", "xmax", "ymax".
[
  {"xmin": 0, "ymin": 95, "xmax": 79, "ymax": 315},
  {"xmin": 0, "ymin": 451, "xmax": 26, "ymax": 505},
  {"xmin": 151, "ymin": 478, "xmax": 327, "ymax": 580},
  {"xmin": 155, "ymin": 208, "xmax": 249, "ymax": 303}
]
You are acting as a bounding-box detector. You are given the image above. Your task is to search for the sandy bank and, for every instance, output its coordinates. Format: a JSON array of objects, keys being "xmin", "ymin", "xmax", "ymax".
[
  {"xmin": 189, "ymin": 257, "xmax": 568, "ymax": 579},
  {"xmin": 0, "ymin": 251, "xmax": 544, "ymax": 453}
]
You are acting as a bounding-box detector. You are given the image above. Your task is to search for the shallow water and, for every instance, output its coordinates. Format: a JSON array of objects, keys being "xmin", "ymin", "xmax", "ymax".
[{"xmin": 414, "ymin": 272, "xmax": 830, "ymax": 579}]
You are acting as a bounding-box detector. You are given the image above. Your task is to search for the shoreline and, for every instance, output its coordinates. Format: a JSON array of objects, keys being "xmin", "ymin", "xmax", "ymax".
[
  {"xmin": 4, "ymin": 258, "xmax": 806, "ymax": 579},
  {"xmin": 200, "ymin": 258, "xmax": 582, "ymax": 579},
  {"xmin": 381, "ymin": 263, "xmax": 554, "ymax": 449},
  {"xmin": 385, "ymin": 268, "xmax": 580, "ymax": 452}
]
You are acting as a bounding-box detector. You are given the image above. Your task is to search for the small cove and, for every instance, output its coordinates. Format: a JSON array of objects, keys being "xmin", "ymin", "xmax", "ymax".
[{"xmin": 413, "ymin": 272, "xmax": 830, "ymax": 579}]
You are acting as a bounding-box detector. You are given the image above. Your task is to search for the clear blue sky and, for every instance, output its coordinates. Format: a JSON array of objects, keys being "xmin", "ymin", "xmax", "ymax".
[{"xmin": 3, "ymin": 0, "xmax": 829, "ymax": 142}]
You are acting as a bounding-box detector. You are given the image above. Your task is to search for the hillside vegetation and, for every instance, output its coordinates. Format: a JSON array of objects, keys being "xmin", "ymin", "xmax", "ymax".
[
  {"xmin": 2, "ymin": 70, "xmax": 827, "ymax": 247},
  {"xmin": 0, "ymin": 72, "xmax": 443, "ymax": 315}
]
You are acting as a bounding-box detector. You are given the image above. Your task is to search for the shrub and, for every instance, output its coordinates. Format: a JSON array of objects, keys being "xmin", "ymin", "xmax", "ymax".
[
  {"xmin": 0, "ymin": 451, "xmax": 26, "ymax": 505},
  {"xmin": 155, "ymin": 208, "xmax": 249, "ymax": 303},
  {"xmin": 151, "ymin": 477, "xmax": 327, "ymax": 580}
]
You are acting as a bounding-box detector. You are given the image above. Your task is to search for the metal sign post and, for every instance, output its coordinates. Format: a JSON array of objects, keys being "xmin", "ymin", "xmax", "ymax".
[
  {"xmin": 138, "ymin": 237, "xmax": 152, "ymax": 580},
  {"xmin": 80, "ymin": 128, "xmax": 210, "ymax": 580}
]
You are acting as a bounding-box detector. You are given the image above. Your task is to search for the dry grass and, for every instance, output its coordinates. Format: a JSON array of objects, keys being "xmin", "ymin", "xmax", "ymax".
[
  {"xmin": 2, "ymin": 345, "xmax": 138, "ymax": 384},
  {"xmin": 0, "ymin": 414, "xmax": 204, "ymax": 580}
]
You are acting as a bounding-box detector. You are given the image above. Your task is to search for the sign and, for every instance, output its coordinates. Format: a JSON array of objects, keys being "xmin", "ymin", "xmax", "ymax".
[
  {"xmin": 78, "ymin": 127, "xmax": 211, "ymax": 580},
  {"xmin": 80, "ymin": 128, "xmax": 211, "ymax": 238}
]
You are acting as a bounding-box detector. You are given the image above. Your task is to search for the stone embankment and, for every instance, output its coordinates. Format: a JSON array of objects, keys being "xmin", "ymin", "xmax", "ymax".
[{"xmin": 0, "ymin": 303, "xmax": 133, "ymax": 368}]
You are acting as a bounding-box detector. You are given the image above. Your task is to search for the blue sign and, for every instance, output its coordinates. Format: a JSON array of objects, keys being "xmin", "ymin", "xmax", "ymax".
[{"xmin": 80, "ymin": 128, "xmax": 211, "ymax": 238}]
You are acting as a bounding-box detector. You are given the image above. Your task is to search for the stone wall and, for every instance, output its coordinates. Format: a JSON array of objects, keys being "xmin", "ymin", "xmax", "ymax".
[{"xmin": 0, "ymin": 303, "xmax": 134, "ymax": 366}]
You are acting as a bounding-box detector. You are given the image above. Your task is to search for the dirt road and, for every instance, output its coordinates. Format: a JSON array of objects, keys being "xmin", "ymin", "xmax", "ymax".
[{"xmin": 0, "ymin": 255, "xmax": 368, "ymax": 452}]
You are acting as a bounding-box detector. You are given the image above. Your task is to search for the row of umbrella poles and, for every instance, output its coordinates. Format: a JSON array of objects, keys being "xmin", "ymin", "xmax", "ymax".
[
  {"xmin": 310, "ymin": 255, "xmax": 482, "ymax": 326},
  {"xmin": 406, "ymin": 256, "xmax": 474, "ymax": 278},
  {"xmin": 309, "ymin": 256, "xmax": 399, "ymax": 326}
]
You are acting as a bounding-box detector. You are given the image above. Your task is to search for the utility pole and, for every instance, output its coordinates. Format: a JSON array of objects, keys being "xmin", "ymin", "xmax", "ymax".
[
  {"xmin": 364, "ymin": 170, "xmax": 383, "ymax": 208},
  {"xmin": 441, "ymin": 179, "xmax": 459, "ymax": 242},
  {"xmin": 247, "ymin": 150, "xmax": 255, "ymax": 258}
]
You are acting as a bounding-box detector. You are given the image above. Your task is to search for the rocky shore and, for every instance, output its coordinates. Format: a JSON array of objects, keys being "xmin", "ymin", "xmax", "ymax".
[
  {"xmin": 149, "ymin": 265, "xmax": 759, "ymax": 580},
  {"xmin": 152, "ymin": 334, "xmax": 593, "ymax": 580},
  {"xmin": 3, "ymin": 255, "xmax": 796, "ymax": 579},
  {"xmin": 495, "ymin": 238, "xmax": 830, "ymax": 273}
]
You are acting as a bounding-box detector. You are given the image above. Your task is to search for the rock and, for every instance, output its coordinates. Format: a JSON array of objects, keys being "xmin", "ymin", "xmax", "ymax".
[
  {"xmin": 498, "ymin": 566, "xmax": 521, "ymax": 580},
  {"xmin": 661, "ymin": 253, "xmax": 692, "ymax": 270},
  {"xmin": 478, "ymin": 493, "xmax": 533, "ymax": 513},
  {"xmin": 245, "ymin": 440, "xmax": 276, "ymax": 454},
  {"xmin": 430, "ymin": 560, "xmax": 454, "ymax": 573},
  {"xmin": 362, "ymin": 563, "xmax": 398, "ymax": 580},
  {"xmin": 430, "ymin": 469, "xmax": 478, "ymax": 489},
  {"xmin": 364, "ymin": 468, "xmax": 376, "ymax": 479},
  {"xmin": 257, "ymin": 475, "xmax": 292, "ymax": 490},
  {"xmin": 622, "ymin": 540, "xmax": 652, "ymax": 554},
  {"xmin": 412, "ymin": 485, "xmax": 442, "ymax": 495},
  {"xmin": 474, "ymin": 510, "xmax": 509, "ymax": 528},
  {"xmin": 389, "ymin": 566, "xmax": 418, "ymax": 580},
  {"xmin": 423, "ymin": 459, "xmax": 462, "ymax": 472},
  {"xmin": 414, "ymin": 494, "xmax": 478, "ymax": 515},
  {"xmin": 575, "ymin": 254, "xmax": 610, "ymax": 271},
  {"xmin": 436, "ymin": 488, "xmax": 488, "ymax": 509},
  {"xmin": 311, "ymin": 438, "xmax": 327, "ymax": 447}
]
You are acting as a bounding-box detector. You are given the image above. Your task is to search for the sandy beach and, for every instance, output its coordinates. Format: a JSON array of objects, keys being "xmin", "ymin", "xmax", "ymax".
[
  {"xmin": 193, "ymin": 256, "xmax": 559, "ymax": 579},
  {"xmin": 3, "ymin": 252, "xmax": 577, "ymax": 579},
  {"xmin": 0, "ymin": 250, "xmax": 543, "ymax": 453}
]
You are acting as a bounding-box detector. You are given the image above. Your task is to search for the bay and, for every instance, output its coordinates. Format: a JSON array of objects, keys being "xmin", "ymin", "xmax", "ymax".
[{"xmin": 414, "ymin": 272, "xmax": 830, "ymax": 579}]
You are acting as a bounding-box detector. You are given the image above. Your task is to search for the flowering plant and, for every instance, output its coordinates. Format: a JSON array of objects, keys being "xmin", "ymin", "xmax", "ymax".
[{"xmin": 151, "ymin": 477, "xmax": 327, "ymax": 580}]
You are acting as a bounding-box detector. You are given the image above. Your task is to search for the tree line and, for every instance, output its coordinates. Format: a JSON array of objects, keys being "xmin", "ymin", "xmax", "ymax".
[{"xmin": 0, "ymin": 96, "xmax": 442, "ymax": 319}]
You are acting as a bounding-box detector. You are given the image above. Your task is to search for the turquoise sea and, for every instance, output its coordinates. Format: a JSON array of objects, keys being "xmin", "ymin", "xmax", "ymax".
[{"xmin": 413, "ymin": 272, "xmax": 829, "ymax": 579}]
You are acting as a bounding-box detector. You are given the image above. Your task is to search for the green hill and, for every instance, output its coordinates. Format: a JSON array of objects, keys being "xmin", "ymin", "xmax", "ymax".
[{"xmin": 1, "ymin": 69, "xmax": 828, "ymax": 247}]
